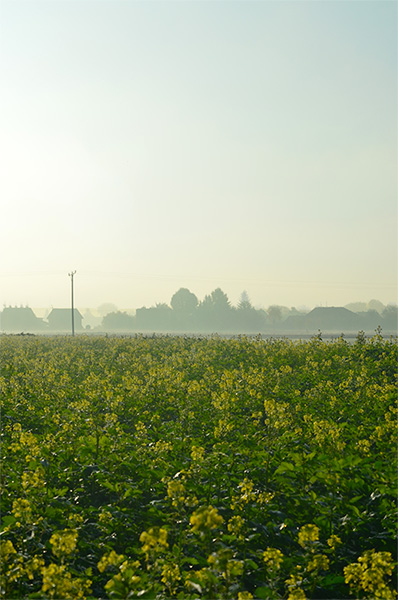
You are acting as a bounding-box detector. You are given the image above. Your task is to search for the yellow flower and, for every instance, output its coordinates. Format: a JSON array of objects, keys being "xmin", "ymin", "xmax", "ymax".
[
  {"xmin": 25, "ymin": 555, "xmax": 45, "ymax": 580},
  {"xmin": 231, "ymin": 479, "xmax": 274, "ymax": 509},
  {"xmin": 67, "ymin": 513, "xmax": 84, "ymax": 529},
  {"xmin": 140, "ymin": 527, "xmax": 168, "ymax": 558},
  {"xmin": 161, "ymin": 563, "xmax": 181, "ymax": 589},
  {"xmin": 167, "ymin": 480, "xmax": 186, "ymax": 507},
  {"xmin": 285, "ymin": 573, "xmax": 307, "ymax": 599},
  {"xmin": 98, "ymin": 509, "xmax": 112, "ymax": 523},
  {"xmin": 0, "ymin": 540, "xmax": 17, "ymax": 560},
  {"xmin": 344, "ymin": 550, "xmax": 396, "ymax": 599},
  {"xmin": 191, "ymin": 445, "xmax": 205, "ymax": 461},
  {"xmin": 97, "ymin": 550, "xmax": 125, "ymax": 573},
  {"xmin": 190, "ymin": 506, "xmax": 224, "ymax": 532},
  {"xmin": 41, "ymin": 563, "xmax": 91, "ymax": 599},
  {"xmin": 238, "ymin": 593, "xmax": 254, "ymax": 600},
  {"xmin": 297, "ymin": 524, "xmax": 319, "ymax": 548},
  {"xmin": 21, "ymin": 467, "xmax": 45, "ymax": 490},
  {"xmin": 49, "ymin": 529, "xmax": 78, "ymax": 558},
  {"xmin": 227, "ymin": 515, "xmax": 245, "ymax": 537},
  {"xmin": 356, "ymin": 438, "xmax": 371, "ymax": 455},
  {"xmin": 327, "ymin": 534, "xmax": 342, "ymax": 551},
  {"xmin": 307, "ymin": 553, "xmax": 329, "ymax": 572},
  {"xmin": 287, "ymin": 589, "xmax": 307, "ymax": 600},
  {"xmin": 12, "ymin": 498, "xmax": 32, "ymax": 522},
  {"xmin": 263, "ymin": 547, "xmax": 284, "ymax": 570},
  {"xmin": 257, "ymin": 491, "xmax": 275, "ymax": 505}
]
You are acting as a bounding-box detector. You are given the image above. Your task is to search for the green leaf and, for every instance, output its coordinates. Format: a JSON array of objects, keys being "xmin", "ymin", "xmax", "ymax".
[
  {"xmin": 274, "ymin": 462, "xmax": 295, "ymax": 475},
  {"xmin": 244, "ymin": 559, "xmax": 259, "ymax": 571},
  {"xmin": 255, "ymin": 586, "xmax": 274, "ymax": 599}
]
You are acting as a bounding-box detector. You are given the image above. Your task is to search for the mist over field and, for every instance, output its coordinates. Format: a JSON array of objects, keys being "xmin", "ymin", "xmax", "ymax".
[{"xmin": 1, "ymin": 289, "xmax": 397, "ymax": 335}]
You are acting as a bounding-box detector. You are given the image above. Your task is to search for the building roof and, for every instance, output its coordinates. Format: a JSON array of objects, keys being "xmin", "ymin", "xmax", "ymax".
[{"xmin": 47, "ymin": 308, "xmax": 83, "ymax": 318}]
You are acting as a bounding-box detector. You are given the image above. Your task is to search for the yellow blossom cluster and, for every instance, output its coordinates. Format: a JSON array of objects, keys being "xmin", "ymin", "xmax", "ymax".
[
  {"xmin": 231, "ymin": 478, "xmax": 274, "ymax": 510},
  {"xmin": 264, "ymin": 398, "xmax": 292, "ymax": 430},
  {"xmin": 307, "ymin": 553, "xmax": 329, "ymax": 572},
  {"xmin": 0, "ymin": 540, "xmax": 17, "ymax": 561},
  {"xmin": 227, "ymin": 515, "xmax": 245, "ymax": 538},
  {"xmin": 140, "ymin": 527, "xmax": 169, "ymax": 559},
  {"xmin": 344, "ymin": 550, "xmax": 396, "ymax": 599},
  {"xmin": 214, "ymin": 418, "xmax": 234, "ymax": 438},
  {"xmin": 98, "ymin": 509, "xmax": 112, "ymax": 524},
  {"xmin": 167, "ymin": 480, "xmax": 186, "ymax": 507},
  {"xmin": 190, "ymin": 505, "xmax": 224, "ymax": 532},
  {"xmin": 311, "ymin": 419, "xmax": 346, "ymax": 452},
  {"xmin": 97, "ymin": 550, "xmax": 126, "ymax": 573},
  {"xmin": 285, "ymin": 573, "xmax": 306, "ymax": 600},
  {"xmin": 12, "ymin": 498, "xmax": 32, "ymax": 523},
  {"xmin": 356, "ymin": 438, "xmax": 371, "ymax": 455},
  {"xmin": 326, "ymin": 534, "xmax": 342, "ymax": 551},
  {"xmin": 49, "ymin": 529, "xmax": 78, "ymax": 558},
  {"xmin": 24, "ymin": 556, "xmax": 45, "ymax": 580},
  {"xmin": 161, "ymin": 562, "xmax": 181, "ymax": 590},
  {"xmin": 102, "ymin": 558, "xmax": 141, "ymax": 596},
  {"xmin": 9, "ymin": 424, "xmax": 42, "ymax": 462},
  {"xmin": 263, "ymin": 547, "xmax": 284, "ymax": 570},
  {"xmin": 21, "ymin": 466, "xmax": 45, "ymax": 490},
  {"xmin": 297, "ymin": 524, "xmax": 319, "ymax": 548},
  {"xmin": 41, "ymin": 563, "xmax": 91, "ymax": 599},
  {"xmin": 191, "ymin": 445, "xmax": 205, "ymax": 461}
]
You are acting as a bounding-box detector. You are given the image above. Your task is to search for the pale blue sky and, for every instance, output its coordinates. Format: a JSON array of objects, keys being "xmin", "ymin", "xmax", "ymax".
[{"xmin": 1, "ymin": 0, "xmax": 396, "ymax": 310}]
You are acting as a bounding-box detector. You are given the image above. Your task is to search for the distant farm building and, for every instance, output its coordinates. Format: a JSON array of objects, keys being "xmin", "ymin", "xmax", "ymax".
[
  {"xmin": 283, "ymin": 307, "xmax": 361, "ymax": 332},
  {"xmin": 304, "ymin": 307, "xmax": 361, "ymax": 331},
  {"xmin": 0, "ymin": 306, "xmax": 47, "ymax": 332},
  {"xmin": 47, "ymin": 309, "xmax": 83, "ymax": 332}
]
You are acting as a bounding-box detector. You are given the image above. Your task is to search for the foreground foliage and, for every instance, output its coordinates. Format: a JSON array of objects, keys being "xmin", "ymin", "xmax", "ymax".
[{"xmin": 1, "ymin": 333, "xmax": 397, "ymax": 599}]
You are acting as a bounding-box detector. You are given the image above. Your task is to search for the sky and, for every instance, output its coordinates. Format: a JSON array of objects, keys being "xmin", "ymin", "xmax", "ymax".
[{"xmin": 1, "ymin": 0, "xmax": 397, "ymax": 311}]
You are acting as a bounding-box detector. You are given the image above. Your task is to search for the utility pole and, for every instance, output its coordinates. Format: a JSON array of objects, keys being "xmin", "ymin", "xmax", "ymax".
[{"xmin": 68, "ymin": 271, "xmax": 76, "ymax": 336}]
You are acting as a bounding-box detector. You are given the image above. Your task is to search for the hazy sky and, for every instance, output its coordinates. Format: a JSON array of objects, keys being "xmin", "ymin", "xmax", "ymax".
[{"xmin": 1, "ymin": 0, "xmax": 397, "ymax": 310}]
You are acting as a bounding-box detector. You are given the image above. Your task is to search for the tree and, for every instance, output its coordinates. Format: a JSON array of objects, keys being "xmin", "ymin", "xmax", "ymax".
[
  {"xmin": 170, "ymin": 288, "xmax": 198, "ymax": 315},
  {"xmin": 170, "ymin": 288, "xmax": 198, "ymax": 331},
  {"xmin": 135, "ymin": 304, "xmax": 172, "ymax": 331},
  {"xmin": 208, "ymin": 288, "xmax": 231, "ymax": 310},
  {"xmin": 97, "ymin": 303, "xmax": 118, "ymax": 317},
  {"xmin": 382, "ymin": 305, "xmax": 398, "ymax": 331},
  {"xmin": 238, "ymin": 290, "xmax": 252, "ymax": 311},
  {"xmin": 368, "ymin": 299, "xmax": 385, "ymax": 314},
  {"xmin": 267, "ymin": 305, "xmax": 283, "ymax": 325},
  {"xmin": 102, "ymin": 311, "xmax": 135, "ymax": 331},
  {"xmin": 197, "ymin": 288, "xmax": 233, "ymax": 332},
  {"xmin": 236, "ymin": 291, "xmax": 265, "ymax": 332}
]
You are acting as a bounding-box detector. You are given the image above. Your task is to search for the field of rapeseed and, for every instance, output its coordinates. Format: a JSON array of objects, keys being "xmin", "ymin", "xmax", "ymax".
[{"xmin": 0, "ymin": 333, "xmax": 396, "ymax": 599}]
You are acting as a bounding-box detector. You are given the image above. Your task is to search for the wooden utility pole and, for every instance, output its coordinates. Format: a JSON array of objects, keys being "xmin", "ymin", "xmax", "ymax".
[{"xmin": 68, "ymin": 271, "xmax": 76, "ymax": 336}]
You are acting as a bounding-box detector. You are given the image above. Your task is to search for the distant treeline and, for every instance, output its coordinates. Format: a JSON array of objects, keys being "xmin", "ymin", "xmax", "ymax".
[
  {"xmin": 1, "ymin": 289, "xmax": 397, "ymax": 334},
  {"xmin": 100, "ymin": 288, "xmax": 398, "ymax": 334}
]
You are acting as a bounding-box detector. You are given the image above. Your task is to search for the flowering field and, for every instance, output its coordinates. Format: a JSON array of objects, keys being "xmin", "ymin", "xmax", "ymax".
[{"xmin": 1, "ymin": 333, "xmax": 397, "ymax": 599}]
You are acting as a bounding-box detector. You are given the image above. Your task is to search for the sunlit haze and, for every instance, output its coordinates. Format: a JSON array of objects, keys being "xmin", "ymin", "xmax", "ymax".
[{"xmin": 1, "ymin": 0, "xmax": 397, "ymax": 311}]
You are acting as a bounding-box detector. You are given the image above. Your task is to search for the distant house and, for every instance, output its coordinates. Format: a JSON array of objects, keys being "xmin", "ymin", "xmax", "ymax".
[
  {"xmin": 0, "ymin": 306, "xmax": 47, "ymax": 332},
  {"xmin": 47, "ymin": 309, "xmax": 83, "ymax": 332},
  {"xmin": 304, "ymin": 307, "xmax": 361, "ymax": 332},
  {"xmin": 282, "ymin": 307, "xmax": 363, "ymax": 333}
]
